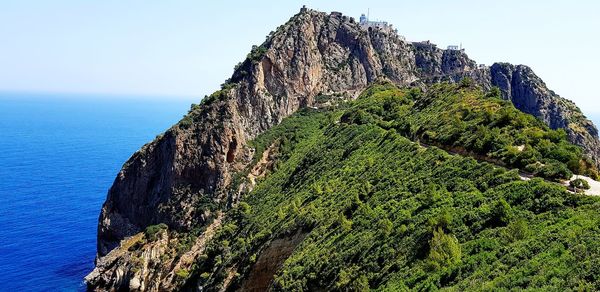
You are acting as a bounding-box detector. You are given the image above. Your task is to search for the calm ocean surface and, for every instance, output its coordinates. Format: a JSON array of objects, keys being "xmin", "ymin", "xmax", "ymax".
[{"xmin": 0, "ymin": 93, "xmax": 194, "ymax": 291}]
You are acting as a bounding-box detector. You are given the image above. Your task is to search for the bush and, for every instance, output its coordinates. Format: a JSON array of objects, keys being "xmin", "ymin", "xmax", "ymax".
[
  {"xmin": 145, "ymin": 223, "xmax": 168, "ymax": 241},
  {"xmin": 503, "ymin": 218, "xmax": 529, "ymax": 242},
  {"xmin": 486, "ymin": 87, "xmax": 502, "ymax": 99},
  {"xmin": 179, "ymin": 115, "xmax": 193, "ymax": 129},
  {"xmin": 570, "ymin": 178, "xmax": 590, "ymax": 191},
  {"xmin": 427, "ymin": 227, "xmax": 461, "ymax": 270},
  {"xmin": 176, "ymin": 269, "xmax": 190, "ymax": 278},
  {"xmin": 247, "ymin": 45, "xmax": 268, "ymax": 61},
  {"xmin": 537, "ymin": 161, "xmax": 573, "ymax": 181},
  {"xmin": 459, "ymin": 77, "xmax": 474, "ymax": 88},
  {"xmin": 489, "ymin": 199, "xmax": 512, "ymax": 227}
]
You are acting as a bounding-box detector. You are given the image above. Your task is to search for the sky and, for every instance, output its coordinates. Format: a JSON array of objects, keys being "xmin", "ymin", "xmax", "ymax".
[{"xmin": 0, "ymin": 0, "xmax": 598, "ymax": 116}]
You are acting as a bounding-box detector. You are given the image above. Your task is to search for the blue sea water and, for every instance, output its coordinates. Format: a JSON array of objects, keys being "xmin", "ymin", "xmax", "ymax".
[{"xmin": 0, "ymin": 93, "xmax": 194, "ymax": 291}]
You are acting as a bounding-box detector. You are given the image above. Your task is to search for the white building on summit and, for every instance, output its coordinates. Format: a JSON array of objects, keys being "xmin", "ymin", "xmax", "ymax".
[
  {"xmin": 358, "ymin": 13, "xmax": 403, "ymax": 40},
  {"xmin": 447, "ymin": 44, "xmax": 464, "ymax": 51},
  {"xmin": 359, "ymin": 13, "xmax": 396, "ymax": 33}
]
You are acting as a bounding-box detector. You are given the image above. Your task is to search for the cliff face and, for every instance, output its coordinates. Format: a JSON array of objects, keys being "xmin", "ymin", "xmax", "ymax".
[
  {"xmin": 95, "ymin": 8, "xmax": 421, "ymax": 261},
  {"xmin": 87, "ymin": 7, "xmax": 600, "ymax": 291},
  {"xmin": 490, "ymin": 63, "xmax": 600, "ymax": 163}
]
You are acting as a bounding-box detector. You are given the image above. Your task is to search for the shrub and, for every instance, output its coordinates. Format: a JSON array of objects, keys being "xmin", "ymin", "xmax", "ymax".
[
  {"xmin": 503, "ymin": 218, "xmax": 530, "ymax": 242},
  {"xmin": 176, "ymin": 269, "xmax": 190, "ymax": 278},
  {"xmin": 179, "ymin": 115, "xmax": 193, "ymax": 129},
  {"xmin": 489, "ymin": 199, "xmax": 512, "ymax": 227},
  {"xmin": 247, "ymin": 45, "xmax": 268, "ymax": 61},
  {"xmin": 427, "ymin": 227, "xmax": 461, "ymax": 270},
  {"xmin": 537, "ymin": 161, "xmax": 573, "ymax": 181},
  {"xmin": 570, "ymin": 178, "xmax": 590, "ymax": 191},
  {"xmin": 459, "ymin": 77, "xmax": 474, "ymax": 88},
  {"xmin": 486, "ymin": 86, "xmax": 502, "ymax": 99},
  {"xmin": 144, "ymin": 223, "xmax": 168, "ymax": 241}
]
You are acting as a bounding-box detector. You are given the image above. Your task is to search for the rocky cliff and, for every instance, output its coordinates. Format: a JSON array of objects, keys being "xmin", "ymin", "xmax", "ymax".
[
  {"xmin": 86, "ymin": 7, "xmax": 600, "ymax": 291},
  {"xmin": 489, "ymin": 63, "xmax": 600, "ymax": 162}
]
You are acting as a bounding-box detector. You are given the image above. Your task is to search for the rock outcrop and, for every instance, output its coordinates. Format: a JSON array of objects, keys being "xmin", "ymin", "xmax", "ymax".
[
  {"xmin": 87, "ymin": 7, "xmax": 600, "ymax": 291},
  {"xmin": 490, "ymin": 63, "xmax": 600, "ymax": 163}
]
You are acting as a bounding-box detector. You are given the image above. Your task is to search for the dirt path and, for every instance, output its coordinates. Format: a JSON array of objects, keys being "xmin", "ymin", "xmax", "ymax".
[
  {"xmin": 564, "ymin": 175, "xmax": 600, "ymax": 196},
  {"xmin": 417, "ymin": 141, "xmax": 600, "ymax": 195}
]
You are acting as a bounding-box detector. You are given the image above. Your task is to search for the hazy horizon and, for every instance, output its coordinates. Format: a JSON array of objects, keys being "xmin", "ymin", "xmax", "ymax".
[{"xmin": 1, "ymin": 1, "xmax": 599, "ymax": 113}]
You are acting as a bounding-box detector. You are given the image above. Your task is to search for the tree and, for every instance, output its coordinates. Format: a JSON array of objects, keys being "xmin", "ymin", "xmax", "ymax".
[
  {"xmin": 144, "ymin": 223, "xmax": 168, "ymax": 241},
  {"xmin": 427, "ymin": 227, "xmax": 461, "ymax": 270},
  {"xmin": 486, "ymin": 86, "xmax": 502, "ymax": 99},
  {"xmin": 459, "ymin": 77, "xmax": 474, "ymax": 88},
  {"xmin": 490, "ymin": 199, "xmax": 512, "ymax": 227},
  {"xmin": 503, "ymin": 218, "xmax": 529, "ymax": 242}
]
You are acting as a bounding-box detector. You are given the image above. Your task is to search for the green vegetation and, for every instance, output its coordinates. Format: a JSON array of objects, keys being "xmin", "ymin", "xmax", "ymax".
[
  {"xmin": 427, "ymin": 227, "xmax": 462, "ymax": 270},
  {"xmin": 570, "ymin": 178, "xmax": 591, "ymax": 191},
  {"xmin": 144, "ymin": 223, "xmax": 168, "ymax": 241},
  {"xmin": 344, "ymin": 81, "xmax": 598, "ymax": 181},
  {"xmin": 176, "ymin": 269, "xmax": 190, "ymax": 278},
  {"xmin": 185, "ymin": 83, "xmax": 600, "ymax": 291},
  {"xmin": 247, "ymin": 45, "xmax": 268, "ymax": 62},
  {"xmin": 314, "ymin": 93, "xmax": 334, "ymax": 104},
  {"xmin": 247, "ymin": 109, "xmax": 332, "ymax": 167},
  {"xmin": 201, "ymin": 87, "xmax": 230, "ymax": 106},
  {"xmin": 178, "ymin": 88, "xmax": 233, "ymax": 130}
]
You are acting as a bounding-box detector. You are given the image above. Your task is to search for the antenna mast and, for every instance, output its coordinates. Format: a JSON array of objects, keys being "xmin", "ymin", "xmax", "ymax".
[{"xmin": 367, "ymin": 8, "xmax": 370, "ymax": 21}]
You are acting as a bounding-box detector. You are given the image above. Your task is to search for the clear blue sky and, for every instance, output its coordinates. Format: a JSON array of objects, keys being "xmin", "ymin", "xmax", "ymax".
[{"xmin": 1, "ymin": 1, "xmax": 598, "ymax": 115}]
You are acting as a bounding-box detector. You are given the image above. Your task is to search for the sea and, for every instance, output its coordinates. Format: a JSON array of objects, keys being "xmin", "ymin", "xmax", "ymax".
[{"xmin": 0, "ymin": 93, "xmax": 194, "ymax": 291}]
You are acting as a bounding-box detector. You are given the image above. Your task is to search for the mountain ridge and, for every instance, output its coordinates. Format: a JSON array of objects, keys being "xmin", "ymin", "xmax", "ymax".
[{"xmin": 86, "ymin": 7, "xmax": 600, "ymax": 291}]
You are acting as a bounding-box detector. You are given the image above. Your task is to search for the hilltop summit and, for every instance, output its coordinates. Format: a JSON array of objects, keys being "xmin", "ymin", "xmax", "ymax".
[{"xmin": 86, "ymin": 7, "xmax": 600, "ymax": 291}]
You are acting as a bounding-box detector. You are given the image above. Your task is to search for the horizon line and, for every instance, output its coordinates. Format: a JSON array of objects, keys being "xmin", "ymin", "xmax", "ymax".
[{"xmin": 0, "ymin": 89, "xmax": 202, "ymax": 101}]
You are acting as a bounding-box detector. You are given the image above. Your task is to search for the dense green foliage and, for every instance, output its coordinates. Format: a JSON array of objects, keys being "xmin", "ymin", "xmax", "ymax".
[
  {"xmin": 247, "ymin": 109, "xmax": 333, "ymax": 168},
  {"xmin": 247, "ymin": 44, "xmax": 268, "ymax": 62},
  {"xmin": 185, "ymin": 83, "xmax": 600, "ymax": 291},
  {"xmin": 344, "ymin": 82, "xmax": 598, "ymax": 181}
]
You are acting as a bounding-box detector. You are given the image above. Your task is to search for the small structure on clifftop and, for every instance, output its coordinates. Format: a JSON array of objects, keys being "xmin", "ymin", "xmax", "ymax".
[
  {"xmin": 447, "ymin": 44, "xmax": 465, "ymax": 51},
  {"xmin": 359, "ymin": 12, "xmax": 402, "ymax": 39},
  {"xmin": 359, "ymin": 13, "xmax": 393, "ymax": 32}
]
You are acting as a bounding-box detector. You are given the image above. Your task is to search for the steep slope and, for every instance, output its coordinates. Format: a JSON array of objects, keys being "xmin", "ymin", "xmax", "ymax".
[
  {"xmin": 95, "ymin": 7, "xmax": 415, "ymax": 260},
  {"xmin": 183, "ymin": 83, "xmax": 600, "ymax": 290},
  {"xmin": 87, "ymin": 7, "xmax": 600, "ymax": 291},
  {"xmin": 348, "ymin": 82, "xmax": 598, "ymax": 181}
]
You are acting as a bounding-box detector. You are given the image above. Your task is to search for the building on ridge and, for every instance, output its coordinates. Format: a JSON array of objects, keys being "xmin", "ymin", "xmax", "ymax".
[
  {"xmin": 358, "ymin": 13, "xmax": 403, "ymax": 39},
  {"xmin": 447, "ymin": 44, "xmax": 465, "ymax": 51}
]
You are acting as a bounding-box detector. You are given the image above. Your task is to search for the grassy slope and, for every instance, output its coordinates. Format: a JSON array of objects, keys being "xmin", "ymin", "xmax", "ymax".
[{"xmin": 190, "ymin": 83, "xmax": 600, "ymax": 291}]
